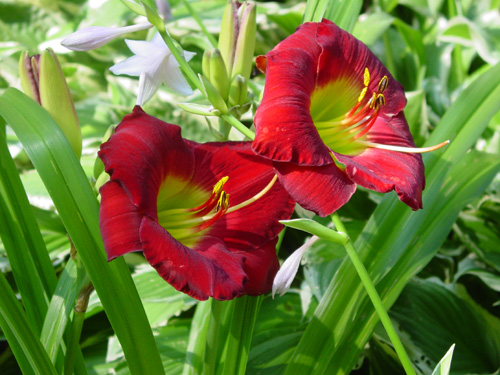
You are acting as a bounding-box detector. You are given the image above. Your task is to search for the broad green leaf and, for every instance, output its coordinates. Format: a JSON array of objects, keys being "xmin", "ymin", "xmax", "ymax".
[
  {"xmin": 392, "ymin": 280, "xmax": 497, "ymax": 373},
  {"xmin": 0, "ymin": 271, "xmax": 58, "ymax": 375},
  {"xmin": 247, "ymin": 294, "xmax": 306, "ymax": 375},
  {"xmin": 0, "ymin": 88, "xmax": 165, "ymax": 375}
]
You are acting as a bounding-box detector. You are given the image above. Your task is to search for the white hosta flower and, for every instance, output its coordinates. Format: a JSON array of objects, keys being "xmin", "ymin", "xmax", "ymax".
[
  {"xmin": 272, "ymin": 235, "xmax": 320, "ymax": 298},
  {"xmin": 110, "ymin": 33, "xmax": 195, "ymax": 105},
  {"xmin": 61, "ymin": 23, "xmax": 153, "ymax": 51}
]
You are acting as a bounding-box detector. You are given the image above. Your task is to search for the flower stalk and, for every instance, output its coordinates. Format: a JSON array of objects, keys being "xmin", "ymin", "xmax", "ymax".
[{"xmin": 331, "ymin": 213, "xmax": 416, "ymax": 375}]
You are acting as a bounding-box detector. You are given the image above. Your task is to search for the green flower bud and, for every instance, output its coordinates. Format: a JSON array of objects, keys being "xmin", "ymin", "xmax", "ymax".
[
  {"xmin": 199, "ymin": 74, "xmax": 228, "ymax": 114},
  {"xmin": 202, "ymin": 49, "xmax": 212, "ymax": 80},
  {"xmin": 39, "ymin": 49, "xmax": 82, "ymax": 158},
  {"xmin": 19, "ymin": 49, "xmax": 82, "ymax": 158},
  {"xmin": 218, "ymin": 0, "xmax": 238, "ymax": 78},
  {"xmin": 232, "ymin": 2, "xmax": 256, "ymax": 81},
  {"xmin": 228, "ymin": 74, "xmax": 248, "ymax": 107},
  {"xmin": 19, "ymin": 52, "xmax": 40, "ymax": 103},
  {"xmin": 209, "ymin": 49, "xmax": 229, "ymax": 100}
]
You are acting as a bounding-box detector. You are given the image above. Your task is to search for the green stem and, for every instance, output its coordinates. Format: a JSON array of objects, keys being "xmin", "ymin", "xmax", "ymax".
[
  {"xmin": 221, "ymin": 114, "xmax": 255, "ymax": 140},
  {"xmin": 157, "ymin": 29, "xmax": 204, "ymax": 93},
  {"xmin": 331, "ymin": 213, "xmax": 416, "ymax": 375},
  {"xmin": 179, "ymin": 0, "xmax": 218, "ymax": 47},
  {"xmin": 64, "ymin": 281, "xmax": 93, "ymax": 375}
]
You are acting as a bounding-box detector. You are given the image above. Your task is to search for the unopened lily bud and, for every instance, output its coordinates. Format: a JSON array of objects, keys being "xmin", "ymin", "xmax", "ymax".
[
  {"xmin": 228, "ymin": 74, "xmax": 248, "ymax": 107},
  {"xmin": 209, "ymin": 49, "xmax": 229, "ymax": 100},
  {"xmin": 199, "ymin": 74, "xmax": 228, "ymax": 114},
  {"xmin": 202, "ymin": 49, "xmax": 212, "ymax": 79},
  {"xmin": 61, "ymin": 22, "xmax": 152, "ymax": 51},
  {"xmin": 218, "ymin": 0, "xmax": 238, "ymax": 78},
  {"xmin": 19, "ymin": 49, "xmax": 82, "ymax": 158},
  {"xmin": 232, "ymin": 2, "xmax": 256, "ymax": 81},
  {"xmin": 19, "ymin": 52, "xmax": 41, "ymax": 103},
  {"xmin": 38, "ymin": 49, "xmax": 82, "ymax": 157}
]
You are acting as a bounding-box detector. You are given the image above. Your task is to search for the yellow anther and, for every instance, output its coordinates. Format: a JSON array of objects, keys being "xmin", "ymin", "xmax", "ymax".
[
  {"xmin": 212, "ymin": 176, "xmax": 229, "ymax": 194},
  {"xmin": 373, "ymin": 94, "xmax": 385, "ymax": 110},
  {"xmin": 378, "ymin": 76, "xmax": 388, "ymax": 93},
  {"xmin": 216, "ymin": 191, "xmax": 229, "ymax": 212},
  {"xmin": 369, "ymin": 92, "xmax": 377, "ymax": 109},
  {"xmin": 363, "ymin": 68, "xmax": 370, "ymax": 87},
  {"xmin": 357, "ymin": 87, "xmax": 368, "ymax": 103}
]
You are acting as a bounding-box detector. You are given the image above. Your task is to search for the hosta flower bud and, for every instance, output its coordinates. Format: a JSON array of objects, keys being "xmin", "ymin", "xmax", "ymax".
[{"xmin": 61, "ymin": 23, "xmax": 152, "ymax": 51}]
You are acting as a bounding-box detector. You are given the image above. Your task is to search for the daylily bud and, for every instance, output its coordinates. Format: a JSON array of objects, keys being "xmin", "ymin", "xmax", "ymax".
[
  {"xmin": 199, "ymin": 74, "xmax": 228, "ymax": 114},
  {"xmin": 218, "ymin": 1, "xmax": 237, "ymax": 77},
  {"xmin": 202, "ymin": 49, "xmax": 212, "ymax": 79},
  {"xmin": 232, "ymin": 2, "xmax": 256, "ymax": 81},
  {"xmin": 218, "ymin": 1, "xmax": 256, "ymax": 81},
  {"xmin": 228, "ymin": 74, "xmax": 247, "ymax": 107},
  {"xmin": 19, "ymin": 49, "xmax": 82, "ymax": 158},
  {"xmin": 19, "ymin": 52, "xmax": 40, "ymax": 103},
  {"xmin": 208, "ymin": 49, "xmax": 229, "ymax": 100},
  {"xmin": 61, "ymin": 23, "xmax": 152, "ymax": 51}
]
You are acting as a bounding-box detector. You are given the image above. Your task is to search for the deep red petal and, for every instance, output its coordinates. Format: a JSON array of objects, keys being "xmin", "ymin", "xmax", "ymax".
[
  {"xmin": 237, "ymin": 239, "xmax": 280, "ymax": 296},
  {"xmin": 98, "ymin": 106, "xmax": 195, "ymax": 218},
  {"xmin": 187, "ymin": 141, "xmax": 295, "ymax": 250},
  {"xmin": 273, "ymin": 161, "xmax": 357, "ymax": 217},
  {"xmin": 140, "ymin": 217, "xmax": 248, "ymax": 301},
  {"xmin": 253, "ymin": 29, "xmax": 333, "ymax": 166},
  {"xmin": 334, "ymin": 113, "xmax": 425, "ymax": 210},
  {"xmin": 315, "ymin": 20, "xmax": 406, "ymax": 116},
  {"xmin": 99, "ymin": 180, "xmax": 143, "ymax": 260}
]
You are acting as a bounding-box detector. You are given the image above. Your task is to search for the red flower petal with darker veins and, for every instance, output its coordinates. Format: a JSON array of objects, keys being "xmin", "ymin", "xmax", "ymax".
[
  {"xmin": 99, "ymin": 106, "xmax": 295, "ymax": 300},
  {"xmin": 253, "ymin": 19, "xmax": 425, "ymax": 216},
  {"xmin": 333, "ymin": 113, "xmax": 425, "ymax": 210}
]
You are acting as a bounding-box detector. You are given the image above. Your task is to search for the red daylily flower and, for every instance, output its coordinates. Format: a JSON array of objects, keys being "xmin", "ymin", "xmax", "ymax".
[
  {"xmin": 252, "ymin": 19, "xmax": 437, "ymax": 216},
  {"xmin": 99, "ymin": 106, "xmax": 295, "ymax": 300}
]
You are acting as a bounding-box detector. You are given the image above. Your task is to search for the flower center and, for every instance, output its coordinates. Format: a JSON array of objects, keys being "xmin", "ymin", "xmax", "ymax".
[
  {"xmin": 310, "ymin": 68, "xmax": 450, "ymax": 156},
  {"xmin": 310, "ymin": 68, "xmax": 387, "ymax": 155},
  {"xmin": 156, "ymin": 174, "xmax": 278, "ymax": 247}
]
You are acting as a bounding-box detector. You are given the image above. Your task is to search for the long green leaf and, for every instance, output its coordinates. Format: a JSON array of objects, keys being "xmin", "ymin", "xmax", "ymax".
[
  {"xmin": 40, "ymin": 258, "xmax": 83, "ymax": 363},
  {"xmin": 0, "ymin": 88, "xmax": 165, "ymax": 375},
  {"xmin": 0, "ymin": 271, "xmax": 58, "ymax": 375},
  {"xmin": 0, "ymin": 130, "xmax": 57, "ymax": 334},
  {"xmin": 285, "ymin": 62, "xmax": 500, "ymax": 375}
]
